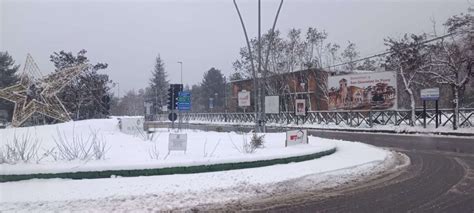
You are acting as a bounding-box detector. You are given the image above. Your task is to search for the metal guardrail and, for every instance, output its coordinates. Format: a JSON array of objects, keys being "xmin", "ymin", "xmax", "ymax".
[{"xmin": 153, "ymin": 108, "xmax": 474, "ymax": 129}]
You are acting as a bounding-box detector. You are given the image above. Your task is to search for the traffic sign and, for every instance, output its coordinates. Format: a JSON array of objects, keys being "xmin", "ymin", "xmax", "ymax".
[
  {"xmin": 168, "ymin": 112, "xmax": 177, "ymax": 121},
  {"xmin": 421, "ymin": 88, "xmax": 440, "ymax": 101},
  {"xmin": 177, "ymin": 91, "xmax": 191, "ymax": 111}
]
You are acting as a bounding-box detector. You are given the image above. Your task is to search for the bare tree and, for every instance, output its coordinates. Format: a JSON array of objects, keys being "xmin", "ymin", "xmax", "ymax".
[
  {"xmin": 423, "ymin": 13, "xmax": 473, "ymax": 129},
  {"xmin": 341, "ymin": 41, "xmax": 360, "ymax": 71},
  {"xmin": 385, "ymin": 34, "xmax": 429, "ymax": 126}
]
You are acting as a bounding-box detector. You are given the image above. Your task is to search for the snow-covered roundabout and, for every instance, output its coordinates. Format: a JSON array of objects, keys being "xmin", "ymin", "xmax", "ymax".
[{"xmin": 0, "ymin": 118, "xmax": 408, "ymax": 211}]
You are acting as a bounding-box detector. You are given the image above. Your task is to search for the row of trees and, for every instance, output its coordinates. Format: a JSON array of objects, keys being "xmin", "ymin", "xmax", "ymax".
[
  {"xmin": 0, "ymin": 50, "xmax": 113, "ymax": 124},
  {"xmin": 385, "ymin": 12, "xmax": 473, "ymax": 129},
  {"xmin": 231, "ymin": 27, "xmax": 379, "ymax": 82},
  {"xmin": 230, "ymin": 11, "xmax": 472, "ymax": 129},
  {"xmin": 110, "ymin": 56, "xmax": 228, "ymax": 115}
]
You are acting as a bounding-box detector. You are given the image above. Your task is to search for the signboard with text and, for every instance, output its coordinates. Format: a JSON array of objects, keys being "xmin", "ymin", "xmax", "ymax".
[
  {"xmin": 177, "ymin": 91, "xmax": 191, "ymax": 111},
  {"xmin": 238, "ymin": 90, "xmax": 251, "ymax": 107},
  {"xmin": 168, "ymin": 133, "xmax": 187, "ymax": 152},
  {"xmin": 285, "ymin": 130, "xmax": 308, "ymax": 147},
  {"xmin": 265, "ymin": 96, "xmax": 279, "ymax": 114},
  {"xmin": 420, "ymin": 88, "xmax": 440, "ymax": 101}
]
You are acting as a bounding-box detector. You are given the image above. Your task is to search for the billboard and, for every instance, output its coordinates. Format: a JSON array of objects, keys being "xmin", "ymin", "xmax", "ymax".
[{"xmin": 328, "ymin": 71, "xmax": 397, "ymax": 110}]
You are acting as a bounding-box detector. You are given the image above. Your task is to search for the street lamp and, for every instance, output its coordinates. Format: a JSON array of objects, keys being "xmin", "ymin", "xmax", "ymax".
[
  {"xmin": 214, "ymin": 93, "xmax": 218, "ymax": 111},
  {"xmin": 177, "ymin": 61, "xmax": 183, "ymax": 85}
]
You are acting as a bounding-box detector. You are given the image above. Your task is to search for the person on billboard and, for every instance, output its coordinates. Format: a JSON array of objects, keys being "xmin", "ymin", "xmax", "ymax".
[{"xmin": 297, "ymin": 102, "xmax": 304, "ymax": 114}]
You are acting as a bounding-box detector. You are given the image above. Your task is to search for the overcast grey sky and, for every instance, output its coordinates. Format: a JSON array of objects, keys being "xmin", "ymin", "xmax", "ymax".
[{"xmin": 1, "ymin": 0, "xmax": 470, "ymax": 96}]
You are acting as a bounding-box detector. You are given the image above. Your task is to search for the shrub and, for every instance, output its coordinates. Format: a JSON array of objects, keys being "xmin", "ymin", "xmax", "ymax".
[
  {"xmin": 250, "ymin": 133, "xmax": 265, "ymax": 149},
  {"xmin": 53, "ymin": 127, "xmax": 108, "ymax": 161},
  {"xmin": 0, "ymin": 132, "xmax": 41, "ymax": 164},
  {"xmin": 228, "ymin": 133, "xmax": 265, "ymax": 154}
]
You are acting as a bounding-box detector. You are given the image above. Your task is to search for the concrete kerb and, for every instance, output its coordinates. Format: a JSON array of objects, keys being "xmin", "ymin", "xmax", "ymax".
[{"xmin": 0, "ymin": 148, "xmax": 336, "ymax": 183}]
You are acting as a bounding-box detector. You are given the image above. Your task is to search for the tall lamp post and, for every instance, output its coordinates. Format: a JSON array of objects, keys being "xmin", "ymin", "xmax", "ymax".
[
  {"xmin": 215, "ymin": 93, "xmax": 218, "ymax": 111},
  {"xmin": 177, "ymin": 61, "xmax": 183, "ymax": 85}
]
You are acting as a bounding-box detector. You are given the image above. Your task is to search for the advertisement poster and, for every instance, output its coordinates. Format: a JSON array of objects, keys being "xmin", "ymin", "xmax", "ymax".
[
  {"xmin": 285, "ymin": 130, "xmax": 308, "ymax": 147},
  {"xmin": 238, "ymin": 90, "xmax": 251, "ymax": 107},
  {"xmin": 295, "ymin": 99, "xmax": 306, "ymax": 116},
  {"xmin": 328, "ymin": 71, "xmax": 397, "ymax": 110}
]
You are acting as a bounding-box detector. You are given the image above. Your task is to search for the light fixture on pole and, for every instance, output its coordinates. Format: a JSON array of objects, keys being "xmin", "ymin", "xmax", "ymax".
[{"xmin": 177, "ymin": 61, "xmax": 183, "ymax": 85}]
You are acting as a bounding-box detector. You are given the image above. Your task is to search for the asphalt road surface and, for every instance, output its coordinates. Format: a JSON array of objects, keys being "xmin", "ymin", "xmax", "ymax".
[
  {"xmin": 274, "ymin": 131, "xmax": 474, "ymax": 212},
  {"xmin": 188, "ymin": 125, "xmax": 474, "ymax": 212}
]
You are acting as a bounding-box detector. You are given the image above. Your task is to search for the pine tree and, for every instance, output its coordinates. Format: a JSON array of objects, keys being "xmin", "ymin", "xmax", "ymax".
[
  {"xmin": 0, "ymin": 52, "xmax": 20, "ymax": 121},
  {"xmin": 50, "ymin": 49, "xmax": 111, "ymax": 120},
  {"xmin": 200, "ymin": 68, "xmax": 226, "ymax": 112},
  {"xmin": 147, "ymin": 55, "xmax": 169, "ymax": 113}
]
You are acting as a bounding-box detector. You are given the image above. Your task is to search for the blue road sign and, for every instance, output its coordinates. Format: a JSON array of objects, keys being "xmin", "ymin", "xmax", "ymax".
[{"xmin": 178, "ymin": 92, "xmax": 191, "ymax": 111}]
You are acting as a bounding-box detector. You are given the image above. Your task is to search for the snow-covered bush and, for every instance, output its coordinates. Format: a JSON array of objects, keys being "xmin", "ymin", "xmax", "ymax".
[
  {"xmin": 0, "ymin": 132, "xmax": 41, "ymax": 164},
  {"xmin": 90, "ymin": 129, "xmax": 108, "ymax": 160},
  {"xmin": 228, "ymin": 133, "xmax": 264, "ymax": 154},
  {"xmin": 251, "ymin": 133, "xmax": 265, "ymax": 149},
  {"xmin": 53, "ymin": 127, "xmax": 108, "ymax": 161}
]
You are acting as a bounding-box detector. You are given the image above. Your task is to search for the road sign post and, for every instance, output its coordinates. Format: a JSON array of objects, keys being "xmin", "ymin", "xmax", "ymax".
[
  {"xmin": 420, "ymin": 88, "xmax": 440, "ymax": 129},
  {"xmin": 177, "ymin": 91, "xmax": 191, "ymax": 130},
  {"xmin": 177, "ymin": 91, "xmax": 191, "ymax": 111}
]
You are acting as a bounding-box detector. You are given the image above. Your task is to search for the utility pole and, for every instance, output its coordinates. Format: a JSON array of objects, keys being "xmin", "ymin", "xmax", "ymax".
[
  {"xmin": 257, "ymin": 0, "xmax": 262, "ymax": 132},
  {"xmin": 177, "ymin": 61, "xmax": 183, "ymax": 131}
]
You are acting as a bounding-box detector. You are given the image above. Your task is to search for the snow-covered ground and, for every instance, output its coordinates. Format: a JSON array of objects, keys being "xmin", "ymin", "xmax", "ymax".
[
  {"xmin": 0, "ymin": 139, "xmax": 402, "ymax": 212},
  {"xmin": 0, "ymin": 118, "xmax": 404, "ymax": 211},
  {"xmin": 0, "ymin": 119, "xmax": 335, "ymax": 175}
]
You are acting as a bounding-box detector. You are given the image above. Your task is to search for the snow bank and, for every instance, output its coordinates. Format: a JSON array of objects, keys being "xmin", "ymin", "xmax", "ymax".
[
  {"xmin": 0, "ymin": 119, "xmax": 335, "ymax": 175},
  {"xmin": 0, "ymin": 139, "xmax": 394, "ymax": 212},
  {"xmin": 0, "ymin": 118, "xmax": 402, "ymax": 211}
]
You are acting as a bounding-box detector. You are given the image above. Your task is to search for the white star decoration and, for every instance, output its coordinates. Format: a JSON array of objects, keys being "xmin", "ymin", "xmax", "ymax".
[{"xmin": 0, "ymin": 55, "xmax": 86, "ymax": 127}]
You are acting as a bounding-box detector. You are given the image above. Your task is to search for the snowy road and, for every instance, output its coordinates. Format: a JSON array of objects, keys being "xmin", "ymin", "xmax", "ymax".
[{"xmin": 200, "ymin": 128, "xmax": 474, "ymax": 212}]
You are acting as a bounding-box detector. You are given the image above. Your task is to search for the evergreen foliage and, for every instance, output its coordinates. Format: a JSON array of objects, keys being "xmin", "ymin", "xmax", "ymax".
[
  {"xmin": 0, "ymin": 52, "xmax": 20, "ymax": 121},
  {"xmin": 50, "ymin": 49, "xmax": 111, "ymax": 120},
  {"xmin": 199, "ymin": 68, "xmax": 226, "ymax": 111},
  {"xmin": 146, "ymin": 55, "xmax": 169, "ymax": 113}
]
